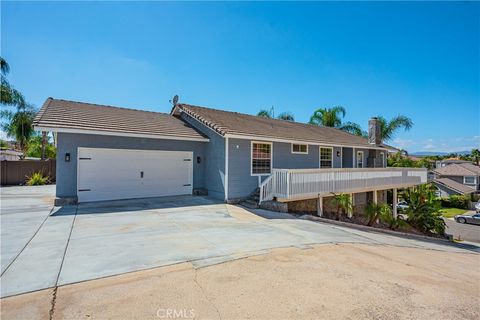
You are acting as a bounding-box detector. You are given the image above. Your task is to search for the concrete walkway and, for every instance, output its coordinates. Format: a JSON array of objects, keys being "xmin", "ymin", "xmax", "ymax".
[{"xmin": 1, "ymin": 185, "xmax": 478, "ymax": 298}]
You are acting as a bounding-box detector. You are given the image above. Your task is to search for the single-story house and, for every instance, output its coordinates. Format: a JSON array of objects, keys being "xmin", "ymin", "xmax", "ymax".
[
  {"xmin": 432, "ymin": 163, "xmax": 480, "ymax": 196},
  {"xmin": 33, "ymin": 97, "xmax": 426, "ymax": 213}
]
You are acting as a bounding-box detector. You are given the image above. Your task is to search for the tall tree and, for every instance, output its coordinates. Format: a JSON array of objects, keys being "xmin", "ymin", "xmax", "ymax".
[
  {"xmin": 257, "ymin": 107, "xmax": 295, "ymax": 121},
  {"xmin": 257, "ymin": 109, "xmax": 273, "ymax": 118},
  {"xmin": 309, "ymin": 106, "xmax": 346, "ymax": 127},
  {"xmin": 309, "ymin": 106, "xmax": 365, "ymax": 136},
  {"xmin": 0, "ymin": 57, "xmax": 24, "ymax": 106},
  {"xmin": 471, "ymin": 149, "xmax": 480, "ymax": 166},
  {"xmin": 0, "ymin": 57, "xmax": 36, "ymax": 151},
  {"xmin": 376, "ymin": 115, "xmax": 413, "ymax": 142},
  {"xmin": 277, "ymin": 112, "xmax": 295, "ymax": 121},
  {"xmin": 1, "ymin": 103, "xmax": 37, "ymax": 150}
]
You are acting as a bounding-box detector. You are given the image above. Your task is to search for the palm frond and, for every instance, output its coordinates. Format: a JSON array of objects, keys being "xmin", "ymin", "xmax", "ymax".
[
  {"xmin": 257, "ymin": 109, "xmax": 272, "ymax": 118},
  {"xmin": 340, "ymin": 121, "xmax": 364, "ymax": 136},
  {"xmin": 0, "ymin": 57, "xmax": 9, "ymax": 75},
  {"xmin": 277, "ymin": 112, "xmax": 295, "ymax": 121},
  {"xmin": 380, "ymin": 115, "xmax": 413, "ymax": 142}
]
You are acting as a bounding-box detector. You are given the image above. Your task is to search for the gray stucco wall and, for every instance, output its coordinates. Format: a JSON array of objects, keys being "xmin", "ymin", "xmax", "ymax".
[
  {"xmin": 227, "ymin": 140, "xmax": 349, "ymax": 199},
  {"xmin": 56, "ymin": 132, "xmax": 207, "ymax": 199},
  {"xmin": 180, "ymin": 113, "xmax": 226, "ymax": 199}
]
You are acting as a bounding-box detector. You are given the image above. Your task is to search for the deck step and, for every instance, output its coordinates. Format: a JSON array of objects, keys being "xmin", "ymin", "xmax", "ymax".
[{"xmin": 239, "ymin": 199, "xmax": 259, "ymax": 209}]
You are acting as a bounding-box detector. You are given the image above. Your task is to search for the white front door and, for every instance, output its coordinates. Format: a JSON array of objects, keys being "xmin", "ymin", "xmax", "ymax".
[{"xmin": 77, "ymin": 147, "xmax": 193, "ymax": 202}]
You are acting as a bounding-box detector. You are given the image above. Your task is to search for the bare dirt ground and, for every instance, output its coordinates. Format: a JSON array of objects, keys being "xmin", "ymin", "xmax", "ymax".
[{"xmin": 1, "ymin": 243, "xmax": 479, "ymax": 320}]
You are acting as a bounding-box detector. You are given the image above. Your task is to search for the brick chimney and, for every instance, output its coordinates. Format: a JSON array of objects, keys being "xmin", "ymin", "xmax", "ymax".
[{"xmin": 368, "ymin": 117, "xmax": 381, "ymax": 145}]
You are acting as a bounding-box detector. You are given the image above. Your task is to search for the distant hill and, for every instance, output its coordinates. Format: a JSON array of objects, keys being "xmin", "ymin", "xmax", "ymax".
[{"xmin": 410, "ymin": 151, "xmax": 471, "ymax": 157}]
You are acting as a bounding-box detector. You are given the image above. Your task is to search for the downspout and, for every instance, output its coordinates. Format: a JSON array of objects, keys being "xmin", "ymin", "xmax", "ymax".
[{"xmin": 225, "ymin": 137, "xmax": 229, "ymax": 202}]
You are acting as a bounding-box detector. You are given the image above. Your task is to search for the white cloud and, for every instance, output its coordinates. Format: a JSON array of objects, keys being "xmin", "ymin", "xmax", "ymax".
[
  {"xmin": 406, "ymin": 136, "xmax": 480, "ymax": 153},
  {"xmin": 422, "ymin": 144, "xmax": 435, "ymax": 150}
]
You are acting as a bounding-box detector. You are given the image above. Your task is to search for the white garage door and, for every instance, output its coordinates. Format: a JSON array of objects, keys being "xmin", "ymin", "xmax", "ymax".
[{"xmin": 77, "ymin": 147, "xmax": 193, "ymax": 203}]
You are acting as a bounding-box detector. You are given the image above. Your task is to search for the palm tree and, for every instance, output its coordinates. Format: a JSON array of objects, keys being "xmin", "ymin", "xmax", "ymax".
[
  {"xmin": 257, "ymin": 109, "xmax": 272, "ymax": 118},
  {"xmin": 309, "ymin": 106, "xmax": 346, "ymax": 127},
  {"xmin": 309, "ymin": 106, "xmax": 365, "ymax": 136},
  {"xmin": 365, "ymin": 202, "xmax": 391, "ymax": 226},
  {"xmin": 471, "ymin": 149, "xmax": 480, "ymax": 166},
  {"xmin": 376, "ymin": 115, "xmax": 413, "ymax": 142},
  {"xmin": 340, "ymin": 121, "xmax": 367, "ymax": 136},
  {"xmin": 332, "ymin": 193, "xmax": 353, "ymax": 220},
  {"xmin": 277, "ymin": 112, "xmax": 295, "ymax": 121},
  {"xmin": 257, "ymin": 107, "xmax": 295, "ymax": 121},
  {"xmin": 0, "ymin": 57, "xmax": 24, "ymax": 106},
  {"xmin": 1, "ymin": 102, "xmax": 37, "ymax": 151}
]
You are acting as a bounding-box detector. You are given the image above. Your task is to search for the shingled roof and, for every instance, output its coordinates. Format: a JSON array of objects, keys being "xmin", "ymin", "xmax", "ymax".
[
  {"xmin": 33, "ymin": 98, "xmax": 208, "ymax": 141},
  {"xmin": 176, "ymin": 103, "xmax": 395, "ymax": 150},
  {"xmin": 433, "ymin": 178, "xmax": 476, "ymax": 195},
  {"xmin": 435, "ymin": 163, "xmax": 480, "ymax": 176}
]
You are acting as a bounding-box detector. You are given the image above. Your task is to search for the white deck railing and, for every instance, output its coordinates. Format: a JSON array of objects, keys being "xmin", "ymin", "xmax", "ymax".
[{"xmin": 259, "ymin": 167, "xmax": 428, "ymax": 203}]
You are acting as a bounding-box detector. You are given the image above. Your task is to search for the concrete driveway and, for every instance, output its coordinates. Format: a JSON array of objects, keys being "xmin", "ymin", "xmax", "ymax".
[{"xmin": 1, "ymin": 185, "xmax": 478, "ymax": 298}]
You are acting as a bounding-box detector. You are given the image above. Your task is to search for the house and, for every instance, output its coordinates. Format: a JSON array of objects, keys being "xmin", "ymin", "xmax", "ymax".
[
  {"xmin": 0, "ymin": 149, "xmax": 23, "ymax": 161},
  {"xmin": 33, "ymin": 97, "xmax": 427, "ymax": 215},
  {"xmin": 435, "ymin": 158, "xmax": 474, "ymax": 169},
  {"xmin": 432, "ymin": 163, "xmax": 480, "ymax": 196}
]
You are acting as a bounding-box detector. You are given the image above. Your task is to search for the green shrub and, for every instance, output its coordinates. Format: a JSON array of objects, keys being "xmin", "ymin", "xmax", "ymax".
[
  {"xmin": 26, "ymin": 172, "xmax": 49, "ymax": 186},
  {"xmin": 441, "ymin": 195, "xmax": 469, "ymax": 209},
  {"xmin": 403, "ymin": 185, "xmax": 446, "ymax": 235}
]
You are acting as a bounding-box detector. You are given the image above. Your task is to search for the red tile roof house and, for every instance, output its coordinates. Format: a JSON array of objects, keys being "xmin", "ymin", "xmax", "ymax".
[{"xmin": 33, "ymin": 98, "xmax": 427, "ymax": 216}]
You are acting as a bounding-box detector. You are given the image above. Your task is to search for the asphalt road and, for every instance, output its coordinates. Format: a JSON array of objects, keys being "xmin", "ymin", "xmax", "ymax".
[{"xmin": 444, "ymin": 213, "xmax": 480, "ymax": 243}]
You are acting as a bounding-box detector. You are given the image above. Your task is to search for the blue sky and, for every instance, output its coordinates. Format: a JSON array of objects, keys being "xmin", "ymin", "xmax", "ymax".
[{"xmin": 2, "ymin": 1, "xmax": 479, "ymax": 152}]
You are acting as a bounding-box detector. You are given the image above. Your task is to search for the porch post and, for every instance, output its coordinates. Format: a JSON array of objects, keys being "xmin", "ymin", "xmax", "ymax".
[
  {"xmin": 393, "ymin": 188, "xmax": 398, "ymax": 219},
  {"xmin": 348, "ymin": 193, "xmax": 354, "ymax": 218},
  {"xmin": 317, "ymin": 196, "xmax": 323, "ymax": 217},
  {"xmin": 373, "ymin": 190, "xmax": 378, "ymax": 204}
]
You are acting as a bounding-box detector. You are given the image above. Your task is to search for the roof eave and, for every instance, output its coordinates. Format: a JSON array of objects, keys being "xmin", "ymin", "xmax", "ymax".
[{"xmin": 33, "ymin": 125, "xmax": 210, "ymax": 142}]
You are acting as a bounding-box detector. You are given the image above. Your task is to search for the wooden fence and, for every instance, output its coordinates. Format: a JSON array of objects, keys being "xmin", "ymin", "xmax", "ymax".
[{"xmin": 1, "ymin": 160, "xmax": 56, "ymax": 186}]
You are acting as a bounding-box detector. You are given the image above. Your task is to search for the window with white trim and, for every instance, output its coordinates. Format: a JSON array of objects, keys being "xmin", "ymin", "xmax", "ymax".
[
  {"xmin": 464, "ymin": 176, "xmax": 477, "ymax": 185},
  {"xmin": 251, "ymin": 142, "xmax": 272, "ymax": 175},
  {"xmin": 356, "ymin": 151, "xmax": 364, "ymax": 168},
  {"xmin": 320, "ymin": 147, "xmax": 333, "ymax": 168},
  {"xmin": 291, "ymin": 144, "xmax": 308, "ymax": 154}
]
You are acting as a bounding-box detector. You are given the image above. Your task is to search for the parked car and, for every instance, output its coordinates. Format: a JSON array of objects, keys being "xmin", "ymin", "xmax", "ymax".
[
  {"xmin": 475, "ymin": 202, "xmax": 480, "ymax": 213},
  {"xmin": 397, "ymin": 201, "xmax": 409, "ymax": 211},
  {"xmin": 454, "ymin": 213, "xmax": 480, "ymax": 225}
]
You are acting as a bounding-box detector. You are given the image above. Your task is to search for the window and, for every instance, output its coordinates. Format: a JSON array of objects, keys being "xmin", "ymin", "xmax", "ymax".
[
  {"xmin": 291, "ymin": 144, "xmax": 308, "ymax": 154},
  {"xmin": 320, "ymin": 147, "xmax": 333, "ymax": 168},
  {"xmin": 251, "ymin": 142, "xmax": 272, "ymax": 175},
  {"xmin": 356, "ymin": 151, "xmax": 364, "ymax": 168},
  {"xmin": 464, "ymin": 176, "xmax": 477, "ymax": 185}
]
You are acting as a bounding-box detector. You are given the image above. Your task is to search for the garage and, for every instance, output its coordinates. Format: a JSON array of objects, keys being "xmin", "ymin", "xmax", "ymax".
[{"xmin": 77, "ymin": 147, "xmax": 193, "ymax": 202}]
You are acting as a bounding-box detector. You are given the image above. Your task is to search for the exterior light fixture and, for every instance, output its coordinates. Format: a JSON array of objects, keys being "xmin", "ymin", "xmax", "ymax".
[{"xmin": 65, "ymin": 153, "xmax": 70, "ymax": 162}]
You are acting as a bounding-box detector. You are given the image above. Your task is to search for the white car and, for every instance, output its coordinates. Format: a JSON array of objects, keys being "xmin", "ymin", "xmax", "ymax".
[
  {"xmin": 397, "ymin": 201, "xmax": 409, "ymax": 211},
  {"xmin": 475, "ymin": 202, "xmax": 480, "ymax": 213}
]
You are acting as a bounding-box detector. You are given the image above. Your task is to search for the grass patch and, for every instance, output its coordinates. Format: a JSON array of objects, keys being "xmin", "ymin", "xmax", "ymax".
[{"xmin": 440, "ymin": 207, "xmax": 467, "ymax": 219}]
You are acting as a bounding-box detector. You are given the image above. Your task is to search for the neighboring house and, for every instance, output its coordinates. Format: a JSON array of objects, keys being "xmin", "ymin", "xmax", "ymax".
[
  {"xmin": 33, "ymin": 98, "xmax": 426, "ymax": 214},
  {"xmin": 432, "ymin": 163, "xmax": 480, "ymax": 196},
  {"xmin": 435, "ymin": 158, "xmax": 473, "ymax": 169},
  {"xmin": 0, "ymin": 149, "xmax": 23, "ymax": 161}
]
